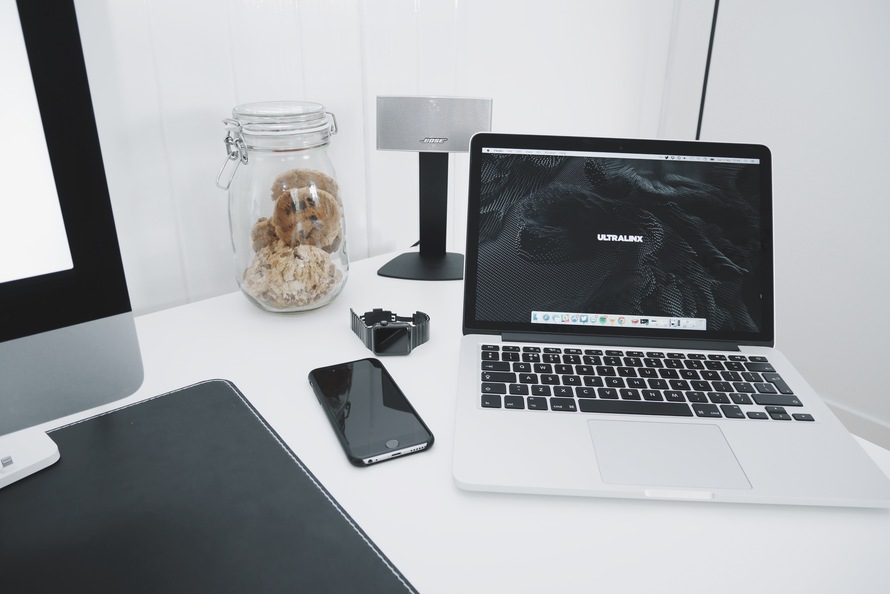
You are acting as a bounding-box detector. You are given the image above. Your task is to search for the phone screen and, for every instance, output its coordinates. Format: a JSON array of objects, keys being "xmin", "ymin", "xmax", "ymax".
[{"xmin": 308, "ymin": 358, "xmax": 433, "ymax": 465}]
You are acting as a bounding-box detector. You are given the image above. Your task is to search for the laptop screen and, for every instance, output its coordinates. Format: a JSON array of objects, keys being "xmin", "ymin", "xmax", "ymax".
[{"xmin": 463, "ymin": 134, "xmax": 774, "ymax": 347}]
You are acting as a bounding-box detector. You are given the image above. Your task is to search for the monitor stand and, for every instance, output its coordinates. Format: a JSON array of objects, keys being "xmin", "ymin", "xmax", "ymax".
[
  {"xmin": 377, "ymin": 152, "xmax": 464, "ymax": 281},
  {"xmin": 0, "ymin": 430, "xmax": 59, "ymax": 489}
]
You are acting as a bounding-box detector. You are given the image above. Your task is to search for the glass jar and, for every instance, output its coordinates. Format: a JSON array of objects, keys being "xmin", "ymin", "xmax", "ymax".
[{"xmin": 217, "ymin": 101, "xmax": 348, "ymax": 312}]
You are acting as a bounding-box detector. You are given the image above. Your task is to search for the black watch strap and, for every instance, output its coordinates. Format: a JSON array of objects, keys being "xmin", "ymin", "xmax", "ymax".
[{"xmin": 350, "ymin": 308, "xmax": 430, "ymax": 353}]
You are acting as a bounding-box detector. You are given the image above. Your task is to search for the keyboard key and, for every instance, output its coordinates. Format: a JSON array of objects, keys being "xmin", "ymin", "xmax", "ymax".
[
  {"xmin": 527, "ymin": 396, "xmax": 549, "ymax": 410},
  {"xmin": 766, "ymin": 406, "xmax": 792, "ymax": 421},
  {"xmin": 597, "ymin": 388, "xmax": 619, "ymax": 399},
  {"xmin": 620, "ymin": 389, "xmax": 642, "ymax": 400},
  {"xmin": 509, "ymin": 384, "xmax": 529, "ymax": 396},
  {"xmin": 744, "ymin": 361, "xmax": 776, "ymax": 373},
  {"xmin": 562, "ymin": 375, "xmax": 582, "ymax": 386},
  {"xmin": 721, "ymin": 405, "xmax": 745, "ymax": 419},
  {"xmin": 762, "ymin": 372, "xmax": 794, "ymax": 394},
  {"xmin": 576, "ymin": 387, "xmax": 596, "ymax": 398},
  {"xmin": 553, "ymin": 386, "xmax": 574, "ymax": 397},
  {"xmin": 670, "ymin": 379, "xmax": 692, "ymax": 391},
  {"xmin": 752, "ymin": 394, "xmax": 802, "ymax": 407},
  {"xmin": 482, "ymin": 371, "xmax": 515, "ymax": 383},
  {"xmin": 481, "ymin": 383, "xmax": 507, "ymax": 395},
  {"xmin": 686, "ymin": 391, "xmax": 708, "ymax": 403},
  {"xmin": 550, "ymin": 397, "xmax": 577, "ymax": 412},
  {"xmin": 481, "ymin": 394, "xmax": 502, "ymax": 408},
  {"xmin": 693, "ymin": 403, "xmax": 722, "ymax": 418},
  {"xmin": 504, "ymin": 395, "xmax": 525, "ymax": 409},
  {"xmin": 707, "ymin": 392, "xmax": 730, "ymax": 404},
  {"xmin": 664, "ymin": 391, "xmax": 686, "ymax": 402},
  {"xmin": 754, "ymin": 382, "xmax": 778, "ymax": 394},
  {"xmin": 793, "ymin": 413, "xmax": 815, "ymax": 422},
  {"xmin": 746, "ymin": 411, "xmax": 768, "ymax": 420},
  {"xmin": 729, "ymin": 392, "xmax": 753, "ymax": 405},
  {"xmin": 482, "ymin": 361, "xmax": 510, "ymax": 371},
  {"xmin": 531, "ymin": 385, "xmax": 551, "ymax": 396},
  {"xmin": 578, "ymin": 399, "xmax": 693, "ymax": 417}
]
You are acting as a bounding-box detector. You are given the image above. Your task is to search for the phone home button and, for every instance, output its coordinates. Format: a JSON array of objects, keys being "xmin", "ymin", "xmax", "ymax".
[{"xmin": 385, "ymin": 439, "xmax": 400, "ymax": 449}]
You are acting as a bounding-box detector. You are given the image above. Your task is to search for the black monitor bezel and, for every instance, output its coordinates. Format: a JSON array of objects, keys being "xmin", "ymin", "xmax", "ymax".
[
  {"xmin": 1, "ymin": 0, "xmax": 131, "ymax": 343},
  {"xmin": 462, "ymin": 132, "xmax": 775, "ymax": 347}
]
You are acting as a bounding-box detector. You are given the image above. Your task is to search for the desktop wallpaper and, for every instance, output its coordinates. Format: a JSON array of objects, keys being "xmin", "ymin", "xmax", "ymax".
[{"xmin": 473, "ymin": 152, "xmax": 764, "ymax": 334}]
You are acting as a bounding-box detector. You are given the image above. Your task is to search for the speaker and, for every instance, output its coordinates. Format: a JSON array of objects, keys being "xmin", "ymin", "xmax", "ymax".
[
  {"xmin": 377, "ymin": 96, "xmax": 492, "ymax": 153},
  {"xmin": 375, "ymin": 96, "xmax": 492, "ymax": 280}
]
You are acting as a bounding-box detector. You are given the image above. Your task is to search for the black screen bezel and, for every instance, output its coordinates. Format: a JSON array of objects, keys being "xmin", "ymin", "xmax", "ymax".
[
  {"xmin": 1, "ymin": 0, "xmax": 131, "ymax": 343},
  {"xmin": 462, "ymin": 133, "xmax": 775, "ymax": 347}
]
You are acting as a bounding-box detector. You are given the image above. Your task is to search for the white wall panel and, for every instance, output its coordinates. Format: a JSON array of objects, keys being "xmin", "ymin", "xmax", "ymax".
[{"xmin": 75, "ymin": 0, "xmax": 191, "ymax": 313}]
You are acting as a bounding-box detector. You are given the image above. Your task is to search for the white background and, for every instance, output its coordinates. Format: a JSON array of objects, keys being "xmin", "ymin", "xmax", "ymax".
[{"xmin": 61, "ymin": 0, "xmax": 890, "ymax": 446}]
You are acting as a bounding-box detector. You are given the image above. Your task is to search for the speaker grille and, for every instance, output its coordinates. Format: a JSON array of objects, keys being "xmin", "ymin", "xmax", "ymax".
[{"xmin": 376, "ymin": 96, "xmax": 492, "ymax": 153}]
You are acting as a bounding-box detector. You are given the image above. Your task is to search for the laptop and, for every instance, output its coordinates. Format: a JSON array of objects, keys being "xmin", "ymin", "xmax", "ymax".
[{"xmin": 452, "ymin": 132, "xmax": 890, "ymax": 507}]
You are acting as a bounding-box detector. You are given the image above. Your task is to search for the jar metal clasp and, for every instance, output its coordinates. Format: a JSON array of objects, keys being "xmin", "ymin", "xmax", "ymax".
[{"xmin": 216, "ymin": 119, "xmax": 249, "ymax": 190}]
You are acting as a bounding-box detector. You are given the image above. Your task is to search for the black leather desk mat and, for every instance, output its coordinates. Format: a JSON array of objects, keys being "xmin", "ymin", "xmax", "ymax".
[{"xmin": 0, "ymin": 380, "xmax": 417, "ymax": 593}]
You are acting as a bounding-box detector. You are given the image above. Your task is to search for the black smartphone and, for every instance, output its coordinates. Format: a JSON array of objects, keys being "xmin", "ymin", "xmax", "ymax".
[{"xmin": 308, "ymin": 358, "xmax": 434, "ymax": 466}]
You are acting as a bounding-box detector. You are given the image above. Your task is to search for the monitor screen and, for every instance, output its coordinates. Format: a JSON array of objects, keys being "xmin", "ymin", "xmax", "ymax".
[
  {"xmin": 0, "ymin": 0, "xmax": 143, "ymax": 486},
  {"xmin": 464, "ymin": 133, "xmax": 774, "ymax": 347}
]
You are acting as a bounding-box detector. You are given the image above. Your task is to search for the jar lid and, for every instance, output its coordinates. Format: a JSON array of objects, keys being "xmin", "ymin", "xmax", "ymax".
[{"xmin": 231, "ymin": 101, "xmax": 333, "ymax": 136}]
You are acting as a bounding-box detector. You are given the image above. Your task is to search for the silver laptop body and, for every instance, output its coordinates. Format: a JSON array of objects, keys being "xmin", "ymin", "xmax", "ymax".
[{"xmin": 453, "ymin": 133, "xmax": 890, "ymax": 507}]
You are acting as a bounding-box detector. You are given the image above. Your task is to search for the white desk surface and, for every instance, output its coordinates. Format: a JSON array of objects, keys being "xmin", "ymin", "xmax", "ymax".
[{"xmin": 66, "ymin": 252, "xmax": 890, "ymax": 593}]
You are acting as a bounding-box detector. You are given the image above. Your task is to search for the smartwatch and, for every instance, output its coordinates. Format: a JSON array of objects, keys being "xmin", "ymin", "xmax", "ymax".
[{"xmin": 350, "ymin": 308, "xmax": 430, "ymax": 356}]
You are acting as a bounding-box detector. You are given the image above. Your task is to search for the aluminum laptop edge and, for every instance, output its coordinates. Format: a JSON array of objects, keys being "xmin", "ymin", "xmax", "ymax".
[{"xmin": 452, "ymin": 132, "xmax": 890, "ymax": 507}]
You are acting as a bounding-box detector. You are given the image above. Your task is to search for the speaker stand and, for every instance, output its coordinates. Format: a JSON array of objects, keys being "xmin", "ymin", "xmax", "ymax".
[{"xmin": 378, "ymin": 152, "xmax": 464, "ymax": 281}]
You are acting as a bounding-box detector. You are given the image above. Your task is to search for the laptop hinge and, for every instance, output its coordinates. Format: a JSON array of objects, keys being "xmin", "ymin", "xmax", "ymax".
[{"xmin": 501, "ymin": 332, "xmax": 741, "ymax": 352}]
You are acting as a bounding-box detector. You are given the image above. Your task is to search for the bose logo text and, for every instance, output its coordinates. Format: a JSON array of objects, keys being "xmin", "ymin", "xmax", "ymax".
[
  {"xmin": 597, "ymin": 234, "xmax": 644, "ymax": 243},
  {"xmin": 421, "ymin": 137, "xmax": 448, "ymax": 144}
]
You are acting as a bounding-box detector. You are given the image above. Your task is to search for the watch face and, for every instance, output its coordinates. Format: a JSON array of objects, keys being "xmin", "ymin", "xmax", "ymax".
[{"xmin": 373, "ymin": 325, "xmax": 411, "ymax": 355}]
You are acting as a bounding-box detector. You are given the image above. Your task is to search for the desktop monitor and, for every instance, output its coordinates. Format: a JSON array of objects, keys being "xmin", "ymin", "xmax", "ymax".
[{"xmin": 0, "ymin": 0, "xmax": 144, "ymax": 488}]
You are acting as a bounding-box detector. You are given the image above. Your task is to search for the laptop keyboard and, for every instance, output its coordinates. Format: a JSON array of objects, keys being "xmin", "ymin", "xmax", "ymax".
[{"xmin": 479, "ymin": 344, "xmax": 815, "ymax": 422}]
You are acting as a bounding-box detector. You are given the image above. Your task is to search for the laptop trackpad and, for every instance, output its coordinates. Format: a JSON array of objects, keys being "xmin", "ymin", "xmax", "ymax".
[{"xmin": 588, "ymin": 420, "xmax": 751, "ymax": 490}]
